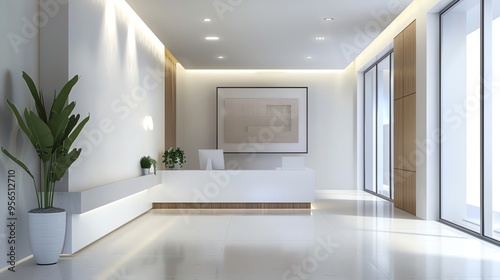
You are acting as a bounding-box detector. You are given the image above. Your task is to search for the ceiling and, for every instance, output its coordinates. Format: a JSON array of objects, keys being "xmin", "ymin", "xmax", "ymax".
[{"xmin": 125, "ymin": 0, "xmax": 413, "ymax": 70}]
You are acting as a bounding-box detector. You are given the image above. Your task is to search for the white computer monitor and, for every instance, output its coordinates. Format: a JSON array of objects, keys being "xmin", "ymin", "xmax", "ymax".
[{"xmin": 198, "ymin": 149, "xmax": 225, "ymax": 170}]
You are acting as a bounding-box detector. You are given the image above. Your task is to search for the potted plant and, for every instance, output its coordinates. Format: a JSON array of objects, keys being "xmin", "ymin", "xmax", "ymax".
[
  {"xmin": 163, "ymin": 147, "xmax": 186, "ymax": 169},
  {"xmin": 1, "ymin": 72, "xmax": 90, "ymax": 265},
  {"xmin": 140, "ymin": 156, "xmax": 157, "ymax": 175}
]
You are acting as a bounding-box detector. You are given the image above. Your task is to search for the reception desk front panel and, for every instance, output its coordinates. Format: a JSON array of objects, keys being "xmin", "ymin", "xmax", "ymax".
[{"xmin": 152, "ymin": 169, "xmax": 315, "ymax": 203}]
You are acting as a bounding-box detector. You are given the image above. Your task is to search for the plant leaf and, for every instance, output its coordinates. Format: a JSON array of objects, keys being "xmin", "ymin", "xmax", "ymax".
[
  {"xmin": 48, "ymin": 102, "xmax": 75, "ymax": 149},
  {"xmin": 63, "ymin": 114, "xmax": 80, "ymax": 138},
  {"xmin": 6, "ymin": 100, "xmax": 32, "ymax": 140},
  {"xmin": 22, "ymin": 71, "xmax": 47, "ymax": 122},
  {"xmin": 1, "ymin": 147, "xmax": 36, "ymax": 182},
  {"xmin": 51, "ymin": 148, "xmax": 82, "ymax": 181},
  {"xmin": 1, "ymin": 147, "xmax": 41, "ymax": 208},
  {"xmin": 25, "ymin": 111, "xmax": 54, "ymax": 162},
  {"xmin": 50, "ymin": 75, "xmax": 78, "ymax": 117},
  {"xmin": 62, "ymin": 114, "xmax": 90, "ymax": 152}
]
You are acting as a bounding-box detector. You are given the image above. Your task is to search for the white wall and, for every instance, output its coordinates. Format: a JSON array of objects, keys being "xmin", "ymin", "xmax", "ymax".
[
  {"xmin": 0, "ymin": 0, "xmax": 42, "ymax": 268},
  {"xmin": 38, "ymin": 0, "xmax": 165, "ymax": 192},
  {"xmin": 176, "ymin": 65, "xmax": 357, "ymax": 190},
  {"xmin": 66, "ymin": 0, "xmax": 165, "ymax": 191},
  {"xmin": 59, "ymin": 0, "xmax": 165, "ymax": 253}
]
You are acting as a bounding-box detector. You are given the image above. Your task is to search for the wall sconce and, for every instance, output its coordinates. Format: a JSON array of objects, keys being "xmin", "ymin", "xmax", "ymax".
[{"xmin": 143, "ymin": 115, "xmax": 154, "ymax": 131}]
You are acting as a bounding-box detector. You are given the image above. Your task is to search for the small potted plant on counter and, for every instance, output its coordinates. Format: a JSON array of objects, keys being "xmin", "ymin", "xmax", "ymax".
[
  {"xmin": 140, "ymin": 156, "xmax": 157, "ymax": 175},
  {"xmin": 163, "ymin": 147, "xmax": 186, "ymax": 169}
]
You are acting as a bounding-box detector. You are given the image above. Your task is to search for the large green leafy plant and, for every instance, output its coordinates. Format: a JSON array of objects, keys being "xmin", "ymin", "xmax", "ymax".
[{"xmin": 1, "ymin": 72, "xmax": 90, "ymax": 209}]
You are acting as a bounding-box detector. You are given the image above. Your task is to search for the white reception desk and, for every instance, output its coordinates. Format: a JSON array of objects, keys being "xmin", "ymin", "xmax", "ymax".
[
  {"xmin": 56, "ymin": 168, "xmax": 314, "ymax": 254},
  {"xmin": 151, "ymin": 168, "xmax": 315, "ymax": 205}
]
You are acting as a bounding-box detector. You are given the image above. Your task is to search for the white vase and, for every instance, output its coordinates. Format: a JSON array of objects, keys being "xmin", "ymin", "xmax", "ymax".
[{"xmin": 28, "ymin": 209, "xmax": 66, "ymax": 265}]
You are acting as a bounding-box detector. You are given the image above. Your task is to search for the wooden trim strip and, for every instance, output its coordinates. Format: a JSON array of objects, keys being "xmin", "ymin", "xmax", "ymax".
[
  {"xmin": 152, "ymin": 202, "xmax": 311, "ymax": 209},
  {"xmin": 164, "ymin": 48, "xmax": 177, "ymax": 149}
]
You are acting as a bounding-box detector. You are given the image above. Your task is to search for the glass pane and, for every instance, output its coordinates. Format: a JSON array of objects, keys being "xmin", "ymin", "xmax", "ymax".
[
  {"xmin": 376, "ymin": 55, "xmax": 392, "ymax": 198},
  {"xmin": 485, "ymin": 0, "xmax": 500, "ymax": 241},
  {"xmin": 441, "ymin": 0, "xmax": 481, "ymax": 233},
  {"xmin": 364, "ymin": 67, "xmax": 377, "ymax": 193}
]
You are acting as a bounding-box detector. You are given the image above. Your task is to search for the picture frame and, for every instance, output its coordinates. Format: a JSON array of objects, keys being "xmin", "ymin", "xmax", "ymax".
[{"xmin": 216, "ymin": 87, "xmax": 308, "ymax": 154}]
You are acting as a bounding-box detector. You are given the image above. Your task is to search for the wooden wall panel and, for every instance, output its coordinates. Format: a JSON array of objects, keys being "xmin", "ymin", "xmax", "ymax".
[
  {"xmin": 393, "ymin": 32, "xmax": 405, "ymax": 100},
  {"xmin": 165, "ymin": 49, "xmax": 177, "ymax": 150},
  {"xmin": 394, "ymin": 169, "xmax": 404, "ymax": 209},
  {"xmin": 404, "ymin": 172, "xmax": 411, "ymax": 212},
  {"xmin": 404, "ymin": 21, "xmax": 417, "ymax": 96},
  {"xmin": 403, "ymin": 94, "xmax": 416, "ymax": 171},
  {"xmin": 394, "ymin": 99, "xmax": 404, "ymax": 169},
  {"xmin": 407, "ymin": 171, "xmax": 416, "ymax": 215},
  {"xmin": 394, "ymin": 170, "xmax": 416, "ymax": 215},
  {"xmin": 393, "ymin": 20, "xmax": 417, "ymax": 215}
]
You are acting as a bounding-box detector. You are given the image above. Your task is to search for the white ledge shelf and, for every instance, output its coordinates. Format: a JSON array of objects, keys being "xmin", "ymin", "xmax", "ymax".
[{"xmin": 56, "ymin": 174, "xmax": 161, "ymax": 214}]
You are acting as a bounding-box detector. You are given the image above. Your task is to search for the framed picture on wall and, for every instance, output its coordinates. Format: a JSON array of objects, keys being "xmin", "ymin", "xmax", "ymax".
[{"xmin": 216, "ymin": 87, "xmax": 308, "ymax": 154}]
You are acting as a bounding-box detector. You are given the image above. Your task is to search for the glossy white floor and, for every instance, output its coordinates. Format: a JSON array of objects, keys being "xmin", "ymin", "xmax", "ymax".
[{"xmin": 2, "ymin": 190, "xmax": 500, "ymax": 280}]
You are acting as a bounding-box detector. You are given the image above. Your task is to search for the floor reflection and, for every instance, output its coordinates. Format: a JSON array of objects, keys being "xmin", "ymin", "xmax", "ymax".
[{"xmin": 2, "ymin": 190, "xmax": 500, "ymax": 280}]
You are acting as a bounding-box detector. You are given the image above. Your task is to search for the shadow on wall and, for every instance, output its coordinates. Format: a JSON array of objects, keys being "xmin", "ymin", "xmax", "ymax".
[
  {"xmin": 3, "ymin": 71, "xmax": 23, "ymax": 156},
  {"xmin": 0, "ymin": 71, "xmax": 13, "ymax": 173},
  {"xmin": 1, "ymin": 71, "xmax": 14, "ymax": 150},
  {"xmin": 1, "ymin": 70, "xmax": 38, "ymax": 178},
  {"xmin": 3, "ymin": 71, "xmax": 13, "ymax": 97}
]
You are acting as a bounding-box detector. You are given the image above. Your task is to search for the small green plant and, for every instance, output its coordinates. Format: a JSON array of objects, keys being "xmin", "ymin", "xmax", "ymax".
[
  {"xmin": 140, "ymin": 156, "xmax": 157, "ymax": 175},
  {"xmin": 162, "ymin": 147, "xmax": 186, "ymax": 169}
]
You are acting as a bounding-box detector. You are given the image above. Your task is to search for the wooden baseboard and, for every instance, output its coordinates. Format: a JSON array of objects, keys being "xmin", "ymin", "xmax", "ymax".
[{"xmin": 152, "ymin": 202, "xmax": 311, "ymax": 209}]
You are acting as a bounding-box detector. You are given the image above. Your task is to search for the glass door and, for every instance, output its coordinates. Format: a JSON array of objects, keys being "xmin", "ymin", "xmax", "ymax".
[
  {"xmin": 376, "ymin": 55, "xmax": 392, "ymax": 198},
  {"xmin": 364, "ymin": 53, "xmax": 393, "ymax": 200}
]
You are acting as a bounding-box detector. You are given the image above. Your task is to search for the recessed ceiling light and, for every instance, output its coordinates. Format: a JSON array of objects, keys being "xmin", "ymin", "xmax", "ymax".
[
  {"xmin": 205, "ymin": 36, "xmax": 219, "ymax": 41},
  {"xmin": 218, "ymin": 56, "xmax": 224, "ymax": 59},
  {"xmin": 203, "ymin": 18, "xmax": 212, "ymax": 22},
  {"xmin": 315, "ymin": 36, "xmax": 325, "ymax": 40},
  {"xmin": 323, "ymin": 18, "xmax": 334, "ymax": 21},
  {"xmin": 306, "ymin": 56, "xmax": 313, "ymax": 59}
]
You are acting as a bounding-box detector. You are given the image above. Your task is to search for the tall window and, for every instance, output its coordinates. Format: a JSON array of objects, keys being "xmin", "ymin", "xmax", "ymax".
[
  {"xmin": 364, "ymin": 67, "xmax": 377, "ymax": 193},
  {"xmin": 440, "ymin": 0, "xmax": 500, "ymax": 243},
  {"xmin": 441, "ymin": 0, "xmax": 481, "ymax": 233},
  {"xmin": 485, "ymin": 0, "xmax": 500, "ymax": 241},
  {"xmin": 364, "ymin": 53, "xmax": 393, "ymax": 199}
]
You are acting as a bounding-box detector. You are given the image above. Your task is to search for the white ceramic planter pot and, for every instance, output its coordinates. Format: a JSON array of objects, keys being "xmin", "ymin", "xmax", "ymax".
[
  {"xmin": 141, "ymin": 168, "xmax": 150, "ymax": 175},
  {"xmin": 173, "ymin": 163, "xmax": 182, "ymax": 170},
  {"xmin": 28, "ymin": 209, "xmax": 66, "ymax": 265}
]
